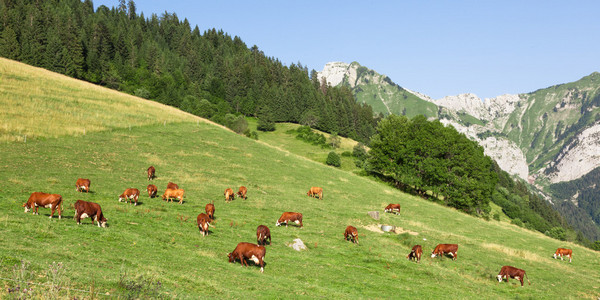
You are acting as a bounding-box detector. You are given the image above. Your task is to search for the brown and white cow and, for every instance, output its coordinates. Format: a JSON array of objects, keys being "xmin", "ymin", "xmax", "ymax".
[
  {"xmin": 431, "ymin": 244, "xmax": 459, "ymax": 260},
  {"xmin": 407, "ymin": 245, "xmax": 422, "ymax": 263},
  {"xmin": 147, "ymin": 166, "xmax": 155, "ymax": 180},
  {"xmin": 276, "ymin": 212, "xmax": 303, "ymax": 228},
  {"xmin": 224, "ymin": 188, "xmax": 235, "ymax": 202},
  {"xmin": 75, "ymin": 178, "xmax": 91, "ymax": 193},
  {"xmin": 237, "ymin": 186, "xmax": 247, "ymax": 200},
  {"xmin": 553, "ymin": 248, "xmax": 573, "ymax": 263},
  {"xmin": 344, "ymin": 226, "xmax": 359, "ymax": 244},
  {"xmin": 147, "ymin": 184, "xmax": 158, "ymax": 198},
  {"xmin": 196, "ymin": 213, "xmax": 213, "ymax": 236},
  {"xmin": 257, "ymin": 225, "xmax": 271, "ymax": 246},
  {"xmin": 162, "ymin": 188, "xmax": 184, "ymax": 204},
  {"xmin": 307, "ymin": 187, "xmax": 323, "ymax": 200},
  {"xmin": 228, "ymin": 242, "xmax": 266, "ymax": 273},
  {"xmin": 23, "ymin": 192, "xmax": 63, "ymax": 219},
  {"xmin": 497, "ymin": 265, "xmax": 530, "ymax": 287},
  {"xmin": 74, "ymin": 200, "xmax": 107, "ymax": 227},
  {"xmin": 205, "ymin": 203, "xmax": 215, "ymax": 219},
  {"xmin": 119, "ymin": 188, "xmax": 140, "ymax": 205},
  {"xmin": 167, "ymin": 182, "xmax": 179, "ymax": 190},
  {"xmin": 384, "ymin": 203, "xmax": 401, "ymax": 214}
]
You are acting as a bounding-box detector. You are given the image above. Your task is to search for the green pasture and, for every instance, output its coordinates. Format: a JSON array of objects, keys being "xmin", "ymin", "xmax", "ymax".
[
  {"xmin": 0, "ymin": 122, "xmax": 598, "ymax": 299},
  {"xmin": 0, "ymin": 59, "xmax": 598, "ymax": 299}
]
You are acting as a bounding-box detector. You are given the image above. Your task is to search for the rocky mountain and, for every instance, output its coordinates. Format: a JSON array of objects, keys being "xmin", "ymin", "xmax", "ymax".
[
  {"xmin": 317, "ymin": 62, "xmax": 438, "ymax": 118},
  {"xmin": 318, "ymin": 62, "xmax": 600, "ymax": 239}
]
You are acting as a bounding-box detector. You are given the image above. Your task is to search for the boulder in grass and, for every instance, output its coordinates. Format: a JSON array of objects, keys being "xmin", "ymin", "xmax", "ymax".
[
  {"xmin": 367, "ymin": 211, "xmax": 380, "ymax": 220},
  {"xmin": 288, "ymin": 238, "xmax": 307, "ymax": 251}
]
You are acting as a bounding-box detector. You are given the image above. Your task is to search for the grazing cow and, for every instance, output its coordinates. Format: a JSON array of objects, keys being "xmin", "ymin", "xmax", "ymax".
[
  {"xmin": 147, "ymin": 166, "xmax": 155, "ymax": 180},
  {"xmin": 205, "ymin": 203, "xmax": 215, "ymax": 219},
  {"xmin": 167, "ymin": 182, "xmax": 179, "ymax": 190},
  {"xmin": 553, "ymin": 248, "xmax": 573, "ymax": 263},
  {"xmin": 497, "ymin": 266, "xmax": 530, "ymax": 287},
  {"xmin": 407, "ymin": 245, "xmax": 422, "ymax": 263},
  {"xmin": 75, "ymin": 178, "xmax": 91, "ymax": 193},
  {"xmin": 147, "ymin": 184, "xmax": 158, "ymax": 198},
  {"xmin": 384, "ymin": 203, "xmax": 401, "ymax": 214},
  {"xmin": 196, "ymin": 213, "xmax": 213, "ymax": 236},
  {"xmin": 307, "ymin": 187, "xmax": 323, "ymax": 200},
  {"xmin": 276, "ymin": 212, "xmax": 303, "ymax": 228},
  {"xmin": 237, "ymin": 186, "xmax": 247, "ymax": 200},
  {"xmin": 256, "ymin": 225, "xmax": 271, "ymax": 246},
  {"xmin": 162, "ymin": 188, "xmax": 184, "ymax": 204},
  {"xmin": 228, "ymin": 242, "xmax": 266, "ymax": 273},
  {"xmin": 344, "ymin": 226, "xmax": 359, "ymax": 244},
  {"xmin": 224, "ymin": 188, "xmax": 235, "ymax": 202},
  {"xmin": 431, "ymin": 244, "xmax": 459, "ymax": 260},
  {"xmin": 118, "ymin": 188, "xmax": 140, "ymax": 205},
  {"xmin": 73, "ymin": 200, "xmax": 107, "ymax": 227},
  {"xmin": 23, "ymin": 192, "xmax": 63, "ymax": 219}
]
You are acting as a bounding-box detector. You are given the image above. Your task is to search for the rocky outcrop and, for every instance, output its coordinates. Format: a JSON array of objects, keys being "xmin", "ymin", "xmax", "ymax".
[{"xmin": 545, "ymin": 123, "xmax": 600, "ymax": 183}]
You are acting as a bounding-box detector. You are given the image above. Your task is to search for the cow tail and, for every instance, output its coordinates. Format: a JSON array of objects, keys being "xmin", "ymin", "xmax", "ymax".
[{"xmin": 525, "ymin": 272, "xmax": 531, "ymax": 285}]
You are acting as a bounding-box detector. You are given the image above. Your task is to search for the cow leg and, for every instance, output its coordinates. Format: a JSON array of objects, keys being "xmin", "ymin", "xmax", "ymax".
[
  {"xmin": 569, "ymin": 255, "xmax": 572, "ymax": 263},
  {"xmin": 259, "ymin": 257, "xmax": 264, "ymax": 273},
  {"xmin": 57, "ymin": 202, "xmax": 62, "ymax": 219}
]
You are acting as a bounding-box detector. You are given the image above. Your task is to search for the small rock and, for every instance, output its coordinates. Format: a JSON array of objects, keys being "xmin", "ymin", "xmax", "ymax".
[
  {"xmin": 288, "ymin": 238, "xmax": 307, "ymax": 251},
  {"xmin": 367, "ymin": 211, "xmax": 380, "ymax": 220}
]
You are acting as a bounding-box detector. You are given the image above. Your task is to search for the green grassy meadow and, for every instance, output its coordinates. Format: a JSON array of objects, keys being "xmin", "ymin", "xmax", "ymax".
[{"xmin": 0, "ymin": 59, "xmax": 599, "ymax": 299}]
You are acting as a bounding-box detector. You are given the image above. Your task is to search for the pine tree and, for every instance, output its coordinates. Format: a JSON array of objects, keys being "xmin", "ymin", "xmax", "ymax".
[{"xmin": 0, "ymin": 26, "xmax": 20, "ymax": 59}]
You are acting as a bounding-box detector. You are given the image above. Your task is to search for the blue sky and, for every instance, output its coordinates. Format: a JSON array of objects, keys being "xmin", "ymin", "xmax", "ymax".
[{"xmin": 95, "ymin": 0, "xmax": 600, "ymax": 100}]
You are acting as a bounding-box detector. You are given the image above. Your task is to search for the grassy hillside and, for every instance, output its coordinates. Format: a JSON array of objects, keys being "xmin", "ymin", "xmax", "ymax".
[
  {"xmin": 0, "ymin": 58, "xmax": 200, "ymax": 143},
  {"xmin": 340, "ymin": 62, "xmax": 439, "ymax": 118},
  {"xmin": 0, "ymin": 60, "xmax": 599, "ymax": 299}
]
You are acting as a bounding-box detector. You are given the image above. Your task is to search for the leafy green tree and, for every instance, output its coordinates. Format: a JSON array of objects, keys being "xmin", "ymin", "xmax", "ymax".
[
  {"xmin": 368, "ymin": 114, "xmax": 496, "ymax": 214},
  {"xmin": 326, "ymin": 151, "xmax": 341, "ymax": 168},
  {"xmin": 546, "ymin": 227, "xmax": 567, "ymax": 241},
  {"xmin": 328, "ymin": 132, "xmax": 340, "ymax": 148}
]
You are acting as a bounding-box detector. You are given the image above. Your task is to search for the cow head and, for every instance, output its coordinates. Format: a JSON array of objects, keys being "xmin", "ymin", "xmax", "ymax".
[
  {"xmin": 553, "ymin": 253, "xmax": 557, "ymax": 259},
  {"xmin": 497, "ymin": 275, "xmax": 503, "ymax": 282},
  {"xmin": 431, "ymin": 252, "xmax": 437, "ymax": 258},
  {"xmin": 275, "ymin": 220, "xmax": 281, "ymax": 227},
  {"xmin": 22, "ymin": 202, "xmax": 31, "ymax": 213},
  {"xmin": 227, "ymin": 253, "xmax": 234, "ymax": 263},
  {"xmin": 118, "ymin": 194, "xmax": 124, "ymax": 202},
  {"xmin": 99, "ymin": 217, "xmax": 108, "ymax": 228}
]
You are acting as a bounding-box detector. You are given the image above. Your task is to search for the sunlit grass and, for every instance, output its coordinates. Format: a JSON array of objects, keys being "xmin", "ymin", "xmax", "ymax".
[{"xmin": 0, "ymin": 58, "xmax": 200, "ymax": 143}]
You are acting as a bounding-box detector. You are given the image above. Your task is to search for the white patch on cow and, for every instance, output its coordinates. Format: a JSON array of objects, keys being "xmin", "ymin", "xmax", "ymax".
[
  {"xmin": 45, "ymin": 204, "xmax": 53, "ymax": 208},
  {"xmin": 260, "ymin": 267, "xmax": 264, "ymax": 273},
  {"xmin": 295, "ymin": 220, "xmax": 300, "ymax": 224},
  {"xmin": 449, "ymin": 252, "xmax": 454, "ymax": 257},
  {"xmin": 80, "ymin": 213, "xmax": 89, "ymax": 219},
  {"xmin": 514, "ymin": 276, "xmax": 520, "ymax": 280},
  {"xmin": 34, "ymin": 203, "xmax": 38, "ymax": 207},
  {"xmin": 101, "ymin": 222, "xmax": 106, "ymax": 228},
  {"xmin": 497, "ymin": 275, "xmax": 503, "ymax": 282},
  {"xmin": 24, "ymin": 207, "xmax": 30, "ymax": 213},
  {"xmin": 431, "ymin": 254, "xmax": 436, "ymax": 258},
  {"xmin": 553, "ymin": 253, "xmax": 557, "ymax": 259},
  {"xmin": 250, "ymin": 255, "xmax": 260, "ymax": 265}
]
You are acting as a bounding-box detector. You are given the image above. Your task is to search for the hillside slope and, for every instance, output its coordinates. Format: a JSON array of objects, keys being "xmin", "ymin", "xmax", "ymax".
[
  {"xmin": 0, "ymin": 58, "xmax": 201, "ymax": 143},
  {"xmin": 0, "ymin": 59, "xmax": 599, "ymax": 299}
]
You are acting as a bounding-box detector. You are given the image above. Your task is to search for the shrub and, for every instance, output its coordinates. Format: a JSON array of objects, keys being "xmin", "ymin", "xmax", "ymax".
[
  {"xmin": 493, "ymin": 213, "xmax": 500, "ymax": 221},
  {"xmin": 326, "ymin": 151, "xmax": 341, "ymax": 167},
  {"xmin": 545, "ymin": 227, "xmax": 567, "ymax": 241},
  {"xmin": 257, "ymin": 118, "xmax": 276, "ymax": 132},
  {"xmin": 341, "ymin": 151, "xmax": 353, "ymax": 157},
  {"xmin": 223, "ymin": 114, "xmax": 248, "ymax": 134}
]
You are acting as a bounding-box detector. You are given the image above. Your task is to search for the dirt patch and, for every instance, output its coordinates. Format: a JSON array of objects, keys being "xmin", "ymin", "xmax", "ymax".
[{"xmin": 362, "ymin": 224, "xmax": 419, "ymax": 235}]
